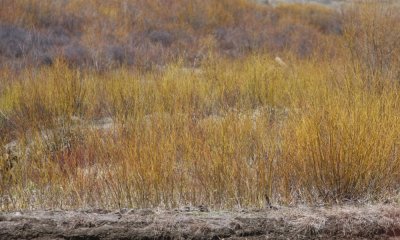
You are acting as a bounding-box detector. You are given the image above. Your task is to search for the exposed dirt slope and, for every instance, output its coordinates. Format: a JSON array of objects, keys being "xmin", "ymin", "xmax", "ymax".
[{"xmin": 1, "ymin": 204, "xmax": 400, "ymax": 239}]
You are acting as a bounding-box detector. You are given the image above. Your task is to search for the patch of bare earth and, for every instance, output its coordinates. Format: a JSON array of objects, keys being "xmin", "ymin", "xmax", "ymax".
[{"xmin": 1, "ymin": 204, "xmax": 400, "ymax": 239}]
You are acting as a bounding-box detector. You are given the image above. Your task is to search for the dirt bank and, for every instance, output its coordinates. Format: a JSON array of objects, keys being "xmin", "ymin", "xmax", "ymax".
[{"xmin": 1, "ymin": 204, "xmax": 400, "ymax": 239}]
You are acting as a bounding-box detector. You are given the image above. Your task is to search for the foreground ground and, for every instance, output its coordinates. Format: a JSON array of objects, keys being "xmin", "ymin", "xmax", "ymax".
[{"xmin": 1, "ymin": 204, "xmax": 400, "ymax": 239}]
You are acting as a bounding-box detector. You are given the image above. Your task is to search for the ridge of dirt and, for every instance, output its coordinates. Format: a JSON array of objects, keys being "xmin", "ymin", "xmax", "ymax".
[{"xmin": 1, "ymin": 204, "xmax": 400, "ymax": 239}]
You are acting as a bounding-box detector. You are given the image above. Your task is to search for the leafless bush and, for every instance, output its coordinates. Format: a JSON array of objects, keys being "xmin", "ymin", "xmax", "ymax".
[
  {"xmin": 107, "ymin": 45, "xmax": 134, "ymax": 66},
  {"xmin": 342, "ymin": 1, "xmax": 400, "ymax": 84},
  {"xmin": 269, "ymin": 23, "xmax": 320, "ymax": 57},
  {"xmin": 0, "ymin": 25, "xmax": 32, "ymax": 58},
  {"xmin": 276, "ymin": 4, "xmax": 343, "ymax": 35},
  {"xmin": 148, "ymin": 30, "xmax": 174, "ymax": 47},
  {"xmin": 215, "ymin": 27, "xmax": 266, "ymax": 56},
  {"xmin": 24, "ymin": 2, "xmax": 83, "ymax": 36},
  {"xmin": 46, "ymin": 27, "xmax": 72, "ymax": 46},
  {"xmin": 61, "ymin": 43, "xmax": 92, "ymax": 67},
  {"xmin": 0, "ymin": 24, "xmax": 76, "ymax": 67}
]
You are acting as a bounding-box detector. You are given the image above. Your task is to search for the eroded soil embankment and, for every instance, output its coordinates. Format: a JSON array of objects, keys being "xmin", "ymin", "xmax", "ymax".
[{"xmin": 1, "ymin": 205, "xmax": 400, "ymax": 240}]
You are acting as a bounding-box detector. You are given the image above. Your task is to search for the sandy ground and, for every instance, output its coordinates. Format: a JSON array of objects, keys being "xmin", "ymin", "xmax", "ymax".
[{"xmin": 1, "ymin": 204, "xmax": 400, "ymax": 239}]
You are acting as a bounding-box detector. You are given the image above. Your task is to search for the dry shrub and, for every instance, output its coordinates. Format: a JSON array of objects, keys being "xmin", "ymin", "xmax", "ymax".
[
  {"xmin": 0, "ymin": 25, "xmax": 33, "ymax": 58},
  {"xmin": 275, "ymin": 3, "xmax": 343, "ymax": 34},
  {"xmin": 269, "ymin": 21, "xmax": 322, "ymax": 58},
  {"xmin": 3, "ymin": 61, "xmax": 91, "ymax": 133},
  {"xmin": 61, "ymin": 43, "xmax": 93, "ymax": 68},
  {"xmin": 281, "ymin": 90, "xmax": 400, "ymax": 203},
  {"xmin": 342, "ymin": 1, "xmax": 400, "ymax": 84}
]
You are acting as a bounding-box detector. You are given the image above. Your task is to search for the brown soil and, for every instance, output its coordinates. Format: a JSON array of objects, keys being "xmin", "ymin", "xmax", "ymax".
[{"xmin": 1, "ymin": 204, "xmax": 400, "ymax": 240}]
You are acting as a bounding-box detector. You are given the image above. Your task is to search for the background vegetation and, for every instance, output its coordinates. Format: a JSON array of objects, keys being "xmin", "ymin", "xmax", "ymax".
[{"xmin": 1, "ymin": 0, "xmax": 400, "ymax": 210}]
